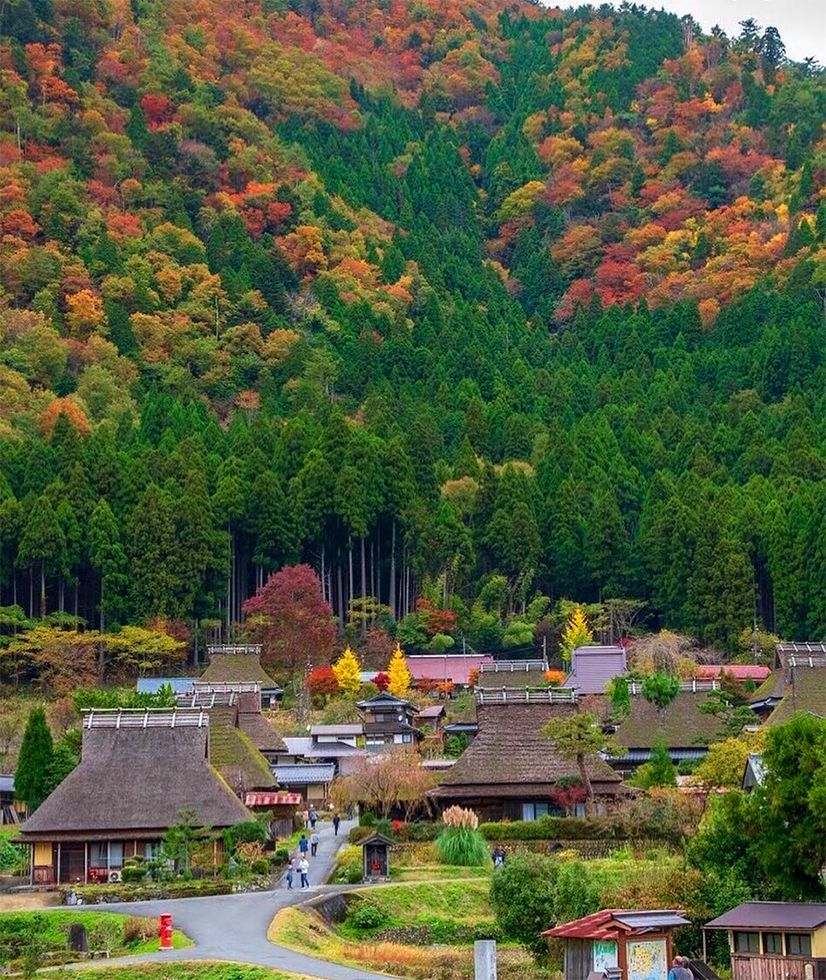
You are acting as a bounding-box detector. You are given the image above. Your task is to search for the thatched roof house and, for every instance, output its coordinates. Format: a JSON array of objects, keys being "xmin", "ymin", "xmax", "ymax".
[
  {"xmin": 19, "ymin": 709, "xmax": 251, "ymax": 885},
  {"xmin": 750, "ymin": 645, "xmax": 826, "ymax": 726},
  {"xmin": 429, "ymin": 699, "xmax": 625, "ymax": 821},
  {"xmin": 608, "ymin": 690, "xmax": 724, "ymax": 774},
  {"xmin": 200, "ymin": 645, "xmax": 283, "ymax": 707}
]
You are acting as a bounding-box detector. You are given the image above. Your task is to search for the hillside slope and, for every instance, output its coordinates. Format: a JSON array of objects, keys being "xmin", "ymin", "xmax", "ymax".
[{"xmin": 0, "ymin": 0, "xmax": 824, "ymax": 659}]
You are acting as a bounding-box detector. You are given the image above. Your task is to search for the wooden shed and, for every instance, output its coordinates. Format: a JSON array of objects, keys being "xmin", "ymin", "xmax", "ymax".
[
  {"xmin": 544, "ymin": 909, "xmax": 689, "ymax": 980},
  {"xmin": 361, "ymin": 832, "xmax": 394, "ymax": 883}
]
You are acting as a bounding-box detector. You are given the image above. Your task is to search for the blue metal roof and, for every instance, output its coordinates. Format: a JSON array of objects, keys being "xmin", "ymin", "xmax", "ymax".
[
  {"xmin": 275, "ymin": 764, "xmax": 335, "ymax": 785},
  {"xmin": 136, "ymin": 677, "xmax": 197, "ymax": 694},
  {"xmin": 0, "ymin": 775, "xmax": 14, "ymax": 793},
  {"xmin": 610, "ymin": 747, "xmax": 709, "ymax": 762}
]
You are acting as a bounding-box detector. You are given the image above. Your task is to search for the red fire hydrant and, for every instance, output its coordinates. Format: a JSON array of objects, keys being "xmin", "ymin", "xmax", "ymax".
[{"xmin": 159, "ymin": 913, "xmax": 173, "ymax": 951}]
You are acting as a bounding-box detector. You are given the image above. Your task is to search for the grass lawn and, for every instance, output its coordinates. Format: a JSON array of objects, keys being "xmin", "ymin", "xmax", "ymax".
[
  {"xmin": 52, "ymin": 964, "xmax": 309, "ymax": 980},
  {"xmin": 269, "ymin": 904, "xmax": 550, "ymax": 980},
  {"xmin": 0, "ymin": 909, "xmax": 190, "ymax": 962}
]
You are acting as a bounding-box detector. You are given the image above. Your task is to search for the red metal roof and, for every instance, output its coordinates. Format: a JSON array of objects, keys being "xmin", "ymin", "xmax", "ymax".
[
  {"xmin": 543, "ymin": 909, "xmax": 687, "ymax": 939},
  {"xmin": 406, "ymin": 654, "xmax": 494, "ymax": 685},
  {"xmin": 695, "ymin": 665, "xmax": 771, "ymax": 682},
  {"xmin": 244, "ymin": 792, "xmax": 302, "ymax": 807}
]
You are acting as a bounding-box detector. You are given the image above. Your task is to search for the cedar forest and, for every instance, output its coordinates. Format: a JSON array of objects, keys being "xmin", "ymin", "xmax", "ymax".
[{"xmin": 0, "ymin": 0, "xmax": 824, "ymax": 680}]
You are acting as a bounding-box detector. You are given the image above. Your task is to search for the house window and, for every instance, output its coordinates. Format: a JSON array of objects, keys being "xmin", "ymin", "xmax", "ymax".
[
  {"xmin": 108, "ymin": 842, "xmax": 124, "ymax": 869},
  {"xmin": 734, "ymin": 932, "xmax": 760, "ymax": 954},
  {"xmin": 762, "ymin": 933, "xmax": 782, "ymax": 954},
  {"xmin": 521, "ymin": 802, "xmax": 550, "ymax": 821},
  {"xmin": 785, "ymin": 934, "xmax": 812, "ymax": 956},
  {"xmin": 402, "ymin": 734, "xmax": 412, "ymax": 743},
  {"xmin": 88, "ymin": 841, "xmax": 108, "ymax": 869},
  {"xmin": 144, "ymin": 842, "xmax": 161, "ymax": 859},
  {"xmin": 574, "ymin": 803, "xmax": 586, "ymax": 817}
]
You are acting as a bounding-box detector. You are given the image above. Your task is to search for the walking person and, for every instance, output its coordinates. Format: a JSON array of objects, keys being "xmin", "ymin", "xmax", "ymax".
[
  {"xmin": 310, "ymin": 830, "xmax": 319, "ymax": 857},
  {"xmin": 333, "ymin": 813, "xmax": 341, "ymax": 836},
  {"xmin": 309, "ymin": 805, "xmax": 318, "ymax": 830},
  {"xmin": 675, "ymin": 957, "xmax": 693, "ymax": 980},
  {"xmin": 302, "ymin": 808, "xmax": 309, "ymax": 829},
  {"xmin": 285, "ymin": 858, "xmax": 295, "ymax": 889},
  {"xmin": 299, "ymin": 856, "xmax": 310, "ymax": 888},
  {"xmin": 298, "ymin": 833, "xmax": 309, "ymax": 858}
]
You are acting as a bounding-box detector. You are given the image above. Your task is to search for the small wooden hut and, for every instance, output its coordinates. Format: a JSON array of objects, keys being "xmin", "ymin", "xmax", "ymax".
[{"xmin": 544, "ymin": 909, "xmax": 689, "ymax": 980}]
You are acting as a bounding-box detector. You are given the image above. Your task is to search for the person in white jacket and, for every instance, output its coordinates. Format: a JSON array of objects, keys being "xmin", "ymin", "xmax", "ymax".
[{"xmin": 298, "ymin": 856, "xmax": 310, "ymax": 888}]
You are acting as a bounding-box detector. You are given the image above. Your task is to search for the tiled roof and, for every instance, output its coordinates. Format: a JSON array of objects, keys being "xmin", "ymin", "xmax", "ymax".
[
  {"xmin": 275, "ymin": 764, "xmax": 336, "ymax": 785},
  {"xmin": 407, "ymin": 654, "xmax": 494, "ymax": 685},
  {"xmin": 563, "ymin": 645, "xmax": 626, "ymax": 694},
  {"xmin": 310, "ymin": 724, "xmax": 363, "ymax": 736},
  {"xmin": 612, "ymin": 691, "xmax": 724, "ymax": 749},
  {"xmin": 432, "ymin": 703, "xmax": 622, "ymax": 792},
  {"xmin": 416, "ymin": 704, "xmax": 445, "ymax": 719}
]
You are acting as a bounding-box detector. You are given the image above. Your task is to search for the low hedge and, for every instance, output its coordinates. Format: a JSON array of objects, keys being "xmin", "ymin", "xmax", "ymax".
[
  {"xmin": 349, "ymin": 822, "xmax": 441, "ymax": 845},
  {"xmin": 479, "ymin": 817, "xmax": 627, "ymax": 840},
  {"xmin": 60, "ymin": 873, "xmax": 274, "ymax": 904}
]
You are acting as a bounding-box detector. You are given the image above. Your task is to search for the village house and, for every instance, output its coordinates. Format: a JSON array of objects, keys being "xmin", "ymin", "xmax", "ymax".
[
  {"xmin": 704, "ymin": 902, "xmax": 826, "ymax": 980},
  {"xmin": 199, "ymin": 645, "xmax": 283, "ymax": 708},
  {"xmin": 18, "ymin": 709, "xmax": 251, "ymax": 885},
  {"xmin": 273, "ymin": 763, "xmax": 335, "ymax": 805},
  {"xmin": 749, "ymin": 644, "xmax": 826, "ymax": 725},
  {"xmin": 428, "ymin": 691, "xmax": 626, "ymax": 821},
  {"xmin": 274, "ymin": 724, "xmax": 367, "ymax": 777},
  {"xmin": 607, "ymin": 681, "xmax": 725, "ymax": 777},
  {"xmin": 357, "ymin": 691, "xmax": 422, "ymax": 750},
  {"xmin": 545, "ymin": 908, "xmax": 689, "ymax": 980}
]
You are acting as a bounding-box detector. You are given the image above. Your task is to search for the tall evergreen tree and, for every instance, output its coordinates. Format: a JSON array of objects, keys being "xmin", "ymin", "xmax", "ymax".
[{"xmin": 15, "ymin": 707, "xmax": 54, "ymax": 812}]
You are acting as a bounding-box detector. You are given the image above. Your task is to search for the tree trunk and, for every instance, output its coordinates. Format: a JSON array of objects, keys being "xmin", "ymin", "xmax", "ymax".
[
  {"xmin": 226, "ymin": 523, "xmax": 232, "ymax": 638},
  {"xmin": 577, "ymin": 751, "xmax": 595, "ymax": 816},
  {"xmin": 320, "ymin": 541, "xmax": 326, "ymax": 603},
  {"xmin": 360, "ymin": 536, "xmax": 367, "ymax": 635},
  {"xmin": 39, "ymin": 561, "xmax": 46, "ymax": 620},
  {"xmin": 98, "ymin": 578, "xmax": 106, "ymax": 682},
  {"xmin": 389, "ymin": 521, "xmax": 396, "ymax": 619},
  {"xmin": 348, "ymin": 537, "xmax": 354, "ymax": 627},
  {"xmin": 336, "ymin": 560, "xmax": 344, "ymax": 633}
]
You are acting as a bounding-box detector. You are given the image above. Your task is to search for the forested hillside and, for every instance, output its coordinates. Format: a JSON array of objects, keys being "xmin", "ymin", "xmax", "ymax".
[{"xmin": 0, "ymin": 0, "xmax": 824, "ymax": 662}]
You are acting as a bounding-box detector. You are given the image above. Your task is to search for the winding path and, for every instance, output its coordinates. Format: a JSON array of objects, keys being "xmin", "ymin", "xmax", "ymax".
[{"xmin": 87, "ymin": 819, "xmax": 393, "ymax": 979}]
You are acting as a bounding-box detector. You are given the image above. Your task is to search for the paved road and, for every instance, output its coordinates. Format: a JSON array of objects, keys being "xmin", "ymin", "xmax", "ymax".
[{"xmin": 87, "ymin": 819, "xmax": 392, "ymax": 979}]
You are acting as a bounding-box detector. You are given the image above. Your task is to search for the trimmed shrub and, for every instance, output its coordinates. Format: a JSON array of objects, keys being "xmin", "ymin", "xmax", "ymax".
[
  {"xmin": 359, "ymin": 811, "xmax": 376, "ymax": 827},
  {"xmin": 348, "ymin": 902, "xmax": 392, "ymax": 932},
  {"xmin": 490, "ymin": 853, "xmax": 558, "ymax": 956}
]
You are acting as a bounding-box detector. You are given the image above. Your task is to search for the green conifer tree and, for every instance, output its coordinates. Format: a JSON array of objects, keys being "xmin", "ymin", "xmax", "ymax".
[{"xmin": 15, "ymin": 707, "xmax": 54, "ymax": 812}]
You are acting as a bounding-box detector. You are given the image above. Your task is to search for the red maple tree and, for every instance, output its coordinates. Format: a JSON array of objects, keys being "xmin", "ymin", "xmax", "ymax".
[{"xmin": 243, "ymin": 563, "xmax": 335, "ymax": 675}]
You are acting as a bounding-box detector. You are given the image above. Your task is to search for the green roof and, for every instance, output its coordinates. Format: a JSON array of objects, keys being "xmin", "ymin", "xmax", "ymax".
[
  {"xmin": 201, "ymin": 654, "xmax": 277, "ymax": 687},
  {"xmin": 765, "ymin": 668, "xmax": 826, "ymax": 726},
  {"xmin": 208, "ymin": 707, "xmax": 275, "ymax": 789}
]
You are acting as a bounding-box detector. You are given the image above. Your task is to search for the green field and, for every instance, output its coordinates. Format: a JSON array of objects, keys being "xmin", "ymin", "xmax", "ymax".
[{"xmin": 0, "ymin": 909, "xmax": 190, "ymax": 961}]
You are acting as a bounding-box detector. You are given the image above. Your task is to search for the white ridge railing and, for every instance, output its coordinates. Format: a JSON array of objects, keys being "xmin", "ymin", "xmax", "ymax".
[
  {"xmin": 477, "ymin": 687, "xmax": 577, "ymax": 705},
  {"xmin": 479, "ymin": 660, "xmax": 549, "ymax": 673},
  {"xmin": 83, "ymin": 708, "xmax": 207, "ymax": 729}
]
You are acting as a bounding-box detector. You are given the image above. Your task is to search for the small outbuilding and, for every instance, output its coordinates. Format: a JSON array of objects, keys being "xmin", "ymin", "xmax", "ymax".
[
  {"xmin": 544, "ymin": 908, "xmax": 689, "ymax": 980},
  {"xmin": 361, "ymin": 831, "xmax": 393, "ymax": 883}
]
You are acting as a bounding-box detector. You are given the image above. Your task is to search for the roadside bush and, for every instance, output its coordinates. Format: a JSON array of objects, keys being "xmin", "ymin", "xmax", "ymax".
[
  {"xmin": 554, "ymin": 861, "xmax": 600, "ymax": 923},
  {"xmin": 349, "ymin": 902, "xmax": 392, "ymax": 932},
  {"xmin": 349, "ymin": 825, "xmax": 372, "ymax": 844},
  {"xmin": 359, "ymin": 811, "xmax": 376, "ymax": 827},
  {"xmin": 88, "ymin": 918, "xmax": 121, "ymax": 952},
  {"xmin": 228, "ymin": 821, "xmax": 268, "ymax": 845},
  {"xmin": 273, "ymin": 846, "xmax": 290, "ymax": 864},
  {"xmin": 490, "ymin": 853, "xmax": 558, "ymax": 956}
]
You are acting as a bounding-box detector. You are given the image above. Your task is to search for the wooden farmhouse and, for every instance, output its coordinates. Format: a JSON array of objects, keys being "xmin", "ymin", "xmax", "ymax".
[
  {"xmin": 704, "ymin": 902, "xmax": 826, "ymax": 980},
  {"xmin": 544, "ymin": 908, "xmax": 689, "ymax": 980},
  {"xmin": 18, "ymin": 709, "xmax": 251, "ymax": 885}
]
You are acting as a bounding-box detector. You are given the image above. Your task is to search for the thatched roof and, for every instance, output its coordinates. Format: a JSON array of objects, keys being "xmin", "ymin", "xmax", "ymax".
[
  {"xmin": 200, "ymin": 652, "xmax": 277, "ymax": 687},
  {"xmin": 765, "ymin": 666, "xmax": 826, "ymax": 725},
  {"xmin": 21, "ymin": 725, "xmax": 250, "ymax": 840},
  {"xmin": 208, "ymin": 705, "xmax": 276, "ymax": 790},
  {"xmin": 612, "ymin": 692, "xmax": 723, "ymax": 749},
  {"xmin": 430, "ymin": 703, "xmax": 622, "ymax": 798},
  {"xmin": 237, "ymin": 692, "xmax": 286, "ymax": 754}
]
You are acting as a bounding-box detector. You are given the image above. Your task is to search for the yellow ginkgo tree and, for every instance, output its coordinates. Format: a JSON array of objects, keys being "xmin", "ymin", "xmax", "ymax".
[
  {"xmin": 332, "ymin": 646, "xmax": 362, "ymax": 696},
  {"xmin": 560, "ymin": 606, "xmax": 594, "ymax": 661},
  {"xmin": 386, "ymin": 643, "xmax": 412, "ymax": 697}
]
